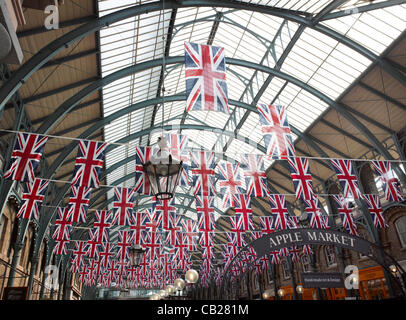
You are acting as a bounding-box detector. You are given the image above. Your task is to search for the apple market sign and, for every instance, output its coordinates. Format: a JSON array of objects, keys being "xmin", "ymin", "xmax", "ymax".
[{"xmin": 251, "ymin": 228, "xmax": 371, "ymax": 257}]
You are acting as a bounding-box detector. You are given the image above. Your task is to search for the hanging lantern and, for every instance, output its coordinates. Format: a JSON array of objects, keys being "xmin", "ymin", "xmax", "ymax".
[
  {"xmin": 128, "ymin": 244, "xmax": 146, "ymax": 268},
  {"xmin": 144, "ymin": 136, "xmax": 183, "ymax": 200}
]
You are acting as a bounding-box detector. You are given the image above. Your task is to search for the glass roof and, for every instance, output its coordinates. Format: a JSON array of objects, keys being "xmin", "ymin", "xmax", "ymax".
[{"xmin": 97, "ymin": 0, "xmax": 406, "ymax": 220}]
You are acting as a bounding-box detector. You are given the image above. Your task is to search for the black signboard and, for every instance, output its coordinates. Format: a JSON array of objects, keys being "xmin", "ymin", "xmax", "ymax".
[
  {"xmin": 301, "ymin": 273, "xmax": 345, "ymax": 288},
  {"xmin": 3, "ymin": 286, "xmax": 29, "ymax": 300}
]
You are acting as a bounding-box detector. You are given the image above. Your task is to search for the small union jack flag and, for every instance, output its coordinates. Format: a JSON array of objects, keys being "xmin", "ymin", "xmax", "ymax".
[
  {"xmin": 164, "ymin": 133, "xmax": 190, "ymax": 187},
  {"xmin": 135, "ymin": 146, "xmax": 155, "ymax": 195},
  {"xmin": 17, "ymin": 178, "xmax": 50, "ymax": 220},
  {"xmin": 112, "ymin": 187, "xmax": 135, "ymax": 226},
  {"xmin": 92, "ymin": 210, "xmax": 112, "ymax": 243},
  {"xmin": 303, "ymin": 198, "xmax": 327, "ymax": 229},
  {"xmin": 269, "ymin": 250, "xmax": 280, "ymax": 264},
  {"xmin": 117, "ymin": 231, "xmax": 134, "ymax": 262},
  {"xmin": 155, "ymin": 197, "xmax": 176, "ymax": 230},
  {"xmin": 372, "ymin": 160, "xmax": 404, "ymax": 202},
  {"xmin": 180, "ymin": 219, "xmax": 198, "ymax": 251},
  {"xmin": 71, "ymin": 140, "xmax": 106, "ymax": 188},
  {"xmin": 302, "ymin": 244, "xmax": 313, "ymax": 255},
  {"xmin": 268, "ymin": 194, "xmax": 291, "ymax": 230},
  {"xmin": 98, "ymin": 242, "xmax": 115, "ymax": 268},
  {"xmin": 333, "ymin": 195, "xmax": 358, "ymax": 236},
  {"xmin": 70, "ymin": 241, "xmax": 88, "ymax": 273},
  {"xmin": 52, "ymin": 207, "xmax": 72, "ymax": 241},
  {"xmin": 195, "ymin": 195, "xmax": 216, "ymax": 232},
  {"xmin": 234, "ymin": 194, "xmax": 254, "ymax": 231},
  {"xmin": 4, "ymin": 133, "xmax": 48, "ymax": 183},
  {"xmin": 190, "ymin": 151, "xmax": 216, "ymax": 197},
  {"xmin": 288, "ymin": 157, "xmax": 315, "ymax": 201},
  {"xmin": 217, "ymin": 161, "xmax": 244, "ymax": 208},
  {"xmin": 260, "ymin": 216, "xmax": 274, "ymax": 235},
  {"xmin": 257, "ymin": 104, "xmax": 295, "ymax": 159},
  {"xmin": 240, "ymin": 154, "xmax": 268, "ymax": 197},
  {"xmin": 53, "ymin": 238, "xmax": 70, "ymax": 255},
  {"xmin": 67, "ymin": 185, "xmax": 92, "ymax": 223},
  {"xmin": 229, "ymin": 216, "xmax": 246, "ymax": 247},
  {"xmin": 130, "ymin": 211, "xmax": 148, "ymax": 246},
  {"xmin": 361, "ymin": 194, "xmax": 388, "ymax": 228},
  {"xmin": 290, "ymin": 246, "xmax": 301, "ymax": 262},
  {"xmin": 184, "ymin": 42, "xmax": 229, "ymax": 113},
  {"xmin": 199, "ymin": 230, "xmax": 215, "ymax": 247},
  {"xmin": 330, "ymin": 159, "xmax": 361, "ymax": 199},
  {"xmin": 86, "ymin": 229, "xmax": 101, "ymax": 258}
]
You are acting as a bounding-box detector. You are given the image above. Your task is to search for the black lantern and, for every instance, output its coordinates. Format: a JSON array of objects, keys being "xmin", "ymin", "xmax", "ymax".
[
  {"xmin": 128, "ymin": 244, "xmax": 146, "ymax": 268},
  {"xmin": 143, "ymin": 136, "xmax": 183, "ymax": 200}
]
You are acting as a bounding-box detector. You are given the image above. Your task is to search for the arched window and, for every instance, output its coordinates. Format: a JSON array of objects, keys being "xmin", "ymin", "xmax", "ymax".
[
  {"xmin": 281, "ymin": 259, "xmax": 290, "ymax": 279},
  {"xmin": 324, "ymin": 246, "xmax": 336, "ymax": 266},
  {"xmin": 302, "ymin": 255, "xmax": 311, "ymax": 273},
  {"xmin": 395, "ymin": 216, "xmax": 406, "ymax": 248}
]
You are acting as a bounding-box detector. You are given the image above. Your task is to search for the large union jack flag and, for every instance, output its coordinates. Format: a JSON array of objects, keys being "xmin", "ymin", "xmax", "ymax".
[
  {"xmin": 17, "ymin": 178, "xmax": 50, "ymax": 220},
  {"xmin": 52, "ymin": 207, "xmax": 73, "ymax": 241},
  {"xmin": 68, "ymin": 185, "xmax": 92, "ymax": 223},
  {"xmin": 217, "ymin": 161, "xmax": 244, "ymax": 208},
  {"xmin": 240, "ymin": 154, "xmax": 268, "ymax": 197},
  {"xmin": 71, "ymin": 140, "xmax": 106, "ymax": 188},
  {"xmin": 155, "ymin": 197, "xmax": 176, "ymax": 230},
  {"xmin": 257, "ymin": 104, "xmax": 295, "ymax": 159},
  {"xmin": 53, "ymin": 238, "xmax": 71, "ymax": 256},
  {"xmin": 129, "ymin": 211, "xmax": 148, "ymax": 246},
  {"xmin": 92, "ymin": 210, "xmax": 112, "ymax": 243},
  {"xmin": 333, "ymin": 195, "xmax": 358, "ymax": 236},
  {"xmin": 234, "ymin": 194, "xmax": 254, "ymax": 231},
  {"xmin": 330, "ymin": 159, "xmax": 361, "ymax": 199},
  {"xmin": 135, "ymin": 146, "xmax": 155, "ymax": 195},
  {"xmin": 190, "ymin": 151, "xmax": 216, "ymax": 196},
  {"xmin": 288, "ymin": 157, "xmax": 315, "ymax": 201},
  {"xmin": 184, "ymin": 42, "xmax": 229, "ymax": 113},
  {"xmin": 112, "ymin": 187, "xmax": 135, "ymax": 226},
  {"xmin": 4, "ymin": 133, "xmax": 48, "ymax": 183},
  {"xmin": 361, "ymin": 194, "xmax": 388, "ymax": 228},
  {"xmin": 372, "ymin": 160, "xmax": 404, "ymax": 202}
]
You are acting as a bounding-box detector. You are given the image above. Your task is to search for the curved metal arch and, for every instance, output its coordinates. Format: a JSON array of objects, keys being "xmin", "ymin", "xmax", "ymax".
[{"xmin": 1, "ymin": 0, "xmax": 405, "ymax": 113}]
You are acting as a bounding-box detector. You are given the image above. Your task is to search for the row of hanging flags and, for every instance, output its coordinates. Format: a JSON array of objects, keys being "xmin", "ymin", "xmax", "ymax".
[{"xmin": 1, "ymin": 42, "xmax": 404, "ymax": 289}]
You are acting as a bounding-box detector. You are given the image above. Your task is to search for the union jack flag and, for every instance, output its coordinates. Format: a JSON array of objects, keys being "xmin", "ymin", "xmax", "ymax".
[
  {"xmin": 217, "ymin": 161, "xmax": 244, "ymax": 208},
  {"xmin": 333, "ymin": 195, "xmax": 358, "ymax": 236},
  {"xmin": 240, "ymin": 154, "xmax": 268, "ymax": 197},
  {"xmin": 290, "ymin": 246, "xmax": 301, "ymax": 262},
  {"xmin": 70, "ymin": 241, "xmax": 88, "ymax": 273},
  {"xmin": 181, "ymin": 219, "xmax": 198, "ymax": 251},
  {"xmin": 257, "ymin": 104, "xmax": 295, "ymax": 159},
  {"xmin": 372, "ymin": 160, "xmax": 404, "ymax": 202},
  {"xmin": 17, "ymin": 178, "xmax": 50, "ymax": 220},
  {"xmin": 361, "ymin": 194, "xmax": 388, "ymax": 228},
  {"xmin": 130, "ymin": 211, "xmax": 148, "ymax": 246},
  {"xmin": 52, "ymin": 207, "xmax": 72, "ymax": 241},
  {"xmin": 184, "ymin": 42, "xmax": 229, "ymax": 113},
  {"xmin": 92, "ymin": 210, "xmax": 112, "ymax": 243},
  {"xmin": 330, "ymin": 159, "xmax": 361, "ymax": 199},
  {"xmin": 117, "ymin": 231, "xmax": 134, "ymax": 262},
  {"xmin": 303, "ymin": 198, "xmax": 327, "ymax": 229},
  {"xmin": 288, "ymin": 157, "xmax": 315, "ymax": 200},
  {"xmin": 190, "ymin": 151, "xmax": 216, "ymax": 196},
  {"xmin": 164, "ymin": 133, "xmax": 190, "ymax": 187},
  {"xmin": 302, "ymin": 244, "xmax": 313, "ymax": 256},
  {"xmin": 269, "ymin": 250, "xmax": 280, "ymax": 264},
  {"xmin": 268, "ymin": 194, "xmax": 291, "ymax": 230},
  {"xmin": 112, "ymin": 187, "xmax": 135, "ymax": 226},
  {"xmin": 98, "ymin": 242, "xmax": 115, "ymax": 268},
  {"xmin": 195, "ymin": 195, "xmax": 216, "ymax": 232},
  {"xmin": 71, "ymin": 140, "xmax": 106, "ymax": 188},
  {"xmin": 86, "ymin": 229, "xmax": 101, "ymax": 258},
  {"xmin": 67, "ymin": 185, "xmax": 92, "ymax": 223},
  {"xmin": 234, "ymin": 194, "xmax": 254, "ymax": 231},
  {"xmin": 260, "ymin": 216, "xmax": 274, "ymax": 235},
  {"xmin": 229, "ymin": 216, "xmax": 246, "ymax": 247},
  {"xmin": 4, "ymin": 133, "xmax": 48, "ymax": 183},
  {"xmin": 155, "ymin": 197, "xmax": 176, "ymax": 230},
  {"xmin": 199, "ymin": 230, "xmax": 215, "ymax": 248},
  {"xmin": 135, "ymin": 146, "xmax": 155, "ymax": 195},
  {"xmin": 53, "ymin": 238, "xmax": 70, "ymax": 255}
]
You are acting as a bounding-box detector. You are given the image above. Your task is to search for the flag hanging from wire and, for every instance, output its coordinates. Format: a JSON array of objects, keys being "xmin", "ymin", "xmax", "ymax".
[
  {"xmin": 17, "ymin": 178, "xmax": 50, "ymax": 220},
  {"xmin": 240, "ymin": 154, "xmax": 268, "ymax": 197},
  {"xmin": 333, "ymin": 195, "xmax": 358, "ymax": 236},
  {"xmin": 303, "ymin": 198, "xmax": 328, "ymax": 229},
  {"xmin": 288, "ymin": 156, "xmax": 315, "ymax": 201},
  {"xmin": 217, "ymin": 161, "xmax": 244, "ymax": 208},
  {"xmin": 372, "ymin": 160, "xmax": 404, "ymax": 202},
  {"xmin": 257, "ymin": 104, "xmax": 295, "ymax": 159},
  {"xmin": 234, "ymin": 194, "xmax": 254, "ymax": 231},
  {"xmin": 330, "ymin": 159, "xmax": 361, "ymax": 199},
  {"xmin": 190, "ymin": 150, "xmax": 217, "ymax": 196},
  {"xmin": 4, "ymin": 132, "xmax": 48, "ymax": 183},
  {"xmin": 71, "ymin": 140, "xmax": 106, "ymax": 188},
  {"xmin": 184, "ymin": 42, "xmax": 229, "ymax": 113},
  {"xmin": 361, "ymin": 194, "xmax": 388, "ymax": 228},
  {"xmin": 68, "ymin": 185, "xmax": 92, "ymax": 223},
  {"xmin": 111, "ymin": 187, "xmax": 135, "ymax": 226},
  {"xmin": 135, "ymin": 146, "xmax": 155, "ymax": 195}
]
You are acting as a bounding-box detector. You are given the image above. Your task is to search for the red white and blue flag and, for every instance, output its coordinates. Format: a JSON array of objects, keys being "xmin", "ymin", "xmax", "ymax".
[
  {"xmin": 17, "ymin": 178, "xmax": 50, "ymax": 220},
  {"xmin": 333, "ymin": 195, "xmax": 358, "ymax": 236},
  {"xmin": 112, "ymin": 187, "xmax": 135, "ymax": 226},
  {"xmin": 257, "ymin": 104, "xmax": 295, "ymax": 159},
  {"xmin": 229, "ymin": 216, "xmax": 246, "ymax": 247},
  {"xmin": 4, "ymin": 133, "xmax": 48, "ymax": 183},
  {"xmin": 52, "ymin": 207, "xmax": 73, "ymax": 241},
  {"xmin": 135, "ymin": 146, "xmax": 155, "ymax": 195},
  {"xmin": 117, "ymin": 231, "xmax": 134, "ymax": 262},
  {"xmin": 70, "ymin": 241, "xmax": 88, "ymax": 272},
  {"xmin": 71, "ymin": 140, "xmax": 106, "ymax": 188},
  {"xmin": 268, "ymin": 194, "xmax": 291, "ymax": 230},
  {"xmin": 195, "ymin": 195, "xmax": 216, "ymax": 232},
  {"xmin": 181, "ymin": 219, "xmax": 198, "ymax": 251},
  {"xmin": 184, "ymin": 42, "xmax": 229, "ymax": 113},
  {"xmin": 190, "ymin": 151, "xmax": 216, "ymax": 197},
  {"xmin": 92, "ymin": 210, "xmax": 112, "ymax": 243},
  {"xmin": 361, "ymin": 194, "xmax": 388, "ymax": 228},
  {"xmin": 288, "ymin": 157, "xmax": 315, "ymax": 200},
  {"xmin": 240, "ymin": 154, "xmax": 268, "ymax": 197},
  {"xmin": 98, "ymin": 242, "xmax": 115, "ymax": 268},
  {"xmin": 164, "ymin": 133, "xmax": 190, "ymax": 187},
  {"xmin": 217, "ymin": 161, "xmax": 244, "ymax": 208},
  {"xmin": 155, "ymin": 197, "xmax": 176, "ymax": 230},
  {"xmin": 67, "ymin": 185, "xmax": 92, "ymax": 223},
  {"xmin": 234, "ymin": 194, "xmax": 254, "ymax": 231},
  {"xmin": 260, "ymin": 216, "xmax": 274, "ymax": 235},
  {"xmin": 372, "ymin": 160, "xmax": 404, "ymax": 202},
  {"xmin": 330, "ymin": 159, "xmax": 361, "ymax": 199},
  {"xmin": 303, "ymin": 198, "xmax": 327, "ymax": 229}
]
